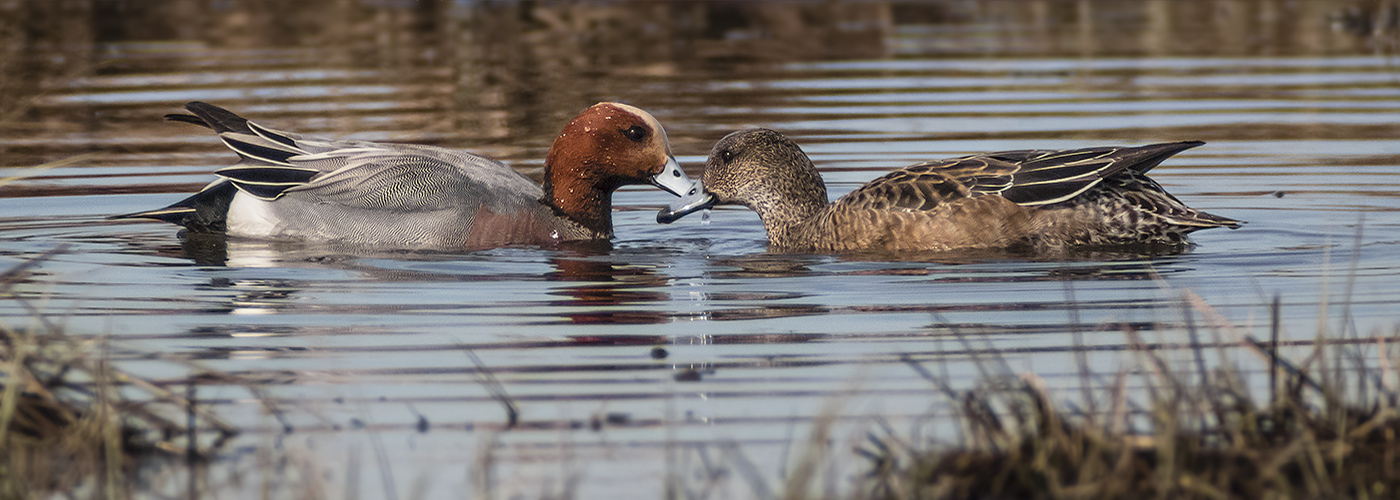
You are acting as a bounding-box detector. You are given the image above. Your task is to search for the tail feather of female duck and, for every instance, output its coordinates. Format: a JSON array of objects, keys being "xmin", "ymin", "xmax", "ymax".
[
  {"xmin": 1173, "ymin": 210, "xmax": 1242, "ymax": 229},
  {"xmin": 1108, "ymin": 172, "xmax": 1242, "ymax": 232}
]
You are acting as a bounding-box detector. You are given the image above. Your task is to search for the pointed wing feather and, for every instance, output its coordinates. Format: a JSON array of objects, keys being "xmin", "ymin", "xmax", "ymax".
[
  {"xmin": 178, "ymin": 101, "xmax": 257, "ymax": 134},
  {"xmin": 218, "ymin": 134, "xmax": 302, "ymax": 166},
  {"xmin": 279, "ymin": 149, "xmax": 538, "ymax": 213},
  {"xmin": 248, "ymin": 120, "xmax": 299, "ymax": 149},
  {"xmin": 215, "ymin": 164, "xmax": 320, "ymax": 201},
  {"xmin": 164, "ymin": 113, "xmax": 208, "ymax": 128},
  {"xmin": 216, "ymin": 165, "xmax": 320, "ymax": 184},
  {"xmin": 1004, "ymin": 149, "xmax": 1119, "ymax": 185},
  {"xmin": 996, "ymin": 142, "xmax": 1203, "ymax": 206},
  {"xmin": 208, "ymin": 130, "xmax": 322, "ymax": 199},
  {"xmin": 832, "ymin": 141, "xmax": 1205, "ymax": 213}
]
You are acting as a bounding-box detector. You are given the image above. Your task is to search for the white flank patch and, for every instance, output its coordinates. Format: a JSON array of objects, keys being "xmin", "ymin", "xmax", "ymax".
[{"xmin": 226, "ymin": 192, "xmax": 281, "ymax": 238}]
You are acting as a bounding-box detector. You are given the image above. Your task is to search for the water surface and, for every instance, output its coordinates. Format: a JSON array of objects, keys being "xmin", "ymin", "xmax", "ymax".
[{"xmin": 2, "ymin": 1, "xmax": 1399, "ymax": 498}]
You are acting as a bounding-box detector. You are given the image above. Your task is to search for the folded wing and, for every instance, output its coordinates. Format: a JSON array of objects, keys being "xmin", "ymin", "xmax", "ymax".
[
  {"xmin": 834, "ymin": 141, "xmax": 1207, "ymax": 213},
  {"xmin": 115, "ymin": 102, "xmax": 541, "ymax": 230}
]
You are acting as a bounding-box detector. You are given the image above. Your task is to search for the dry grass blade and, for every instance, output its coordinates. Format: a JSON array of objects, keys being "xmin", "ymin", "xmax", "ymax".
[
  {"xmin": 1, "ymin": 253, "xmax": 236, "ymax": 498},
  {"xmin": 860, "ymin": 297, "xmax": 1400, "ymax": 500},
  {"xmin": 0, "ymin": 153, "xmax": 103, "ymax": 189},
  {"xmin": 460, "ymin": 345, "xmax": 518, "ymax": 429}
]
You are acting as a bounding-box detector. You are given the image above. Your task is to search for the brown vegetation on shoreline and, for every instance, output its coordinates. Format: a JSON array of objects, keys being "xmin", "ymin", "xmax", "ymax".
[
  {"xmin": 0, "ymin": 250, "xmax": 235, "ymax": 499},
  {"xmin": 860, "ymin": 296, "xmax": 1400, "ymax": 500}
]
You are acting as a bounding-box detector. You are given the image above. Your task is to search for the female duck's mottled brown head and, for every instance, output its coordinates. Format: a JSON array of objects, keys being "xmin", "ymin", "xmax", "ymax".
[
  {"xmin": 660, "ymin": 128, "xmax": 1240, "ymax": 253},
  {"xmin": 658, "ymin": 128, "xmax": 829, "ymax": 242}
]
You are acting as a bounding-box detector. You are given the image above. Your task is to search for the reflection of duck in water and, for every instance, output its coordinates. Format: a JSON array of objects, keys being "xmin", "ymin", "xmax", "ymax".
[
  {"xmin": 661, "ymin": 129, "xmax": 1240, "ymax": 253},
  {"xmin": 548, "ymin": 256, "xmax": 671, "ymax": 325},
  {"xmin": 116, "ymin": 101, "xmax": 690, "ymax": 250},
  {"xmin": 708, "ymin": 253, "xmax": 816, "ymax": 278}
]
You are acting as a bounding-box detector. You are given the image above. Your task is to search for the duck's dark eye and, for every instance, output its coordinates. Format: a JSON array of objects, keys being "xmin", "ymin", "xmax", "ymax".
[
  {"xmin": 720, "ymin": 150, "xmax": 734, "ymax": 163},
  {"xmin": 622, "ymin": 125, "xmax": 647, "ymax": 143}
]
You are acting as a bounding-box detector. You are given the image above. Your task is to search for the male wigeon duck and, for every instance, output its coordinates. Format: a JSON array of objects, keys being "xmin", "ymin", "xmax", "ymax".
[
  {"xmin": 658, "ymin": 129, "xmax": 1240, "ymax": 253},
  {"xmin": 116, "ymin": 101, "xmax": 691, "ymax": 249}
]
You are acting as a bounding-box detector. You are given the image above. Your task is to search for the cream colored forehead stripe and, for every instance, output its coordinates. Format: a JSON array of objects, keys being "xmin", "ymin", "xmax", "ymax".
[{"xmin": 602, "ymin": 102, "xmax": 672, "ymax": 155}]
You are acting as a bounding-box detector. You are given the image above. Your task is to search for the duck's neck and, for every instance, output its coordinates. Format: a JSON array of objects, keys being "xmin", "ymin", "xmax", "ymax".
[
  {"xmin": 540, "ymin": 163, "xmax": 615, "ymax": 239},
  {"xmin": 752, "ymin": 186, "xmax": 828, "ymax": 248}
]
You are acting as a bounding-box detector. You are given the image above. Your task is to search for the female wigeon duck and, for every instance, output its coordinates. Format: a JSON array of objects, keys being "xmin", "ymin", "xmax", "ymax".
[
  {"xmin": 117, "ymin": 101, "xmax": 691, "ymax": 249},
  {"xmin": 658, "ymin": 129, "xmax": 1240, "ymax": 253}
]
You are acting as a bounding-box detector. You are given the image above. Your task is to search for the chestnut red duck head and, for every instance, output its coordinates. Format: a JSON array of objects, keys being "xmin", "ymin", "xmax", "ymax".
[{"xmin": 542, "ymin": 102, "xmax": 689, "ymax": 238}]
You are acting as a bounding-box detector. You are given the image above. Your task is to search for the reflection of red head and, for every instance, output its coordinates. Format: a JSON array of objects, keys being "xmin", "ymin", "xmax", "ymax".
[
  {"xmin": 547, "ymin": 257, "xmax": 670, "ymax": 324},
  {"xmin": 569, "ymin": 334, "xmax": 668, "ymax": 345}
]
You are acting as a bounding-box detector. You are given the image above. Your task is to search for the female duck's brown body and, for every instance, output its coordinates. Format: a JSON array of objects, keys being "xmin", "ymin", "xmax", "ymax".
[{"xmin": 659, "ymin": 129, "xmax": 1240, "ymax": 253}]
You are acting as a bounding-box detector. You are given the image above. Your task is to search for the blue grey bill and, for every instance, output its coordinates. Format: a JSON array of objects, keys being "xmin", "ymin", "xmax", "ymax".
[
  {"xmin": 657, "ymin": 179, "xmax": 716, "ymax": 224},
  {"xmin": 650, "ymin": 156, "xmax": 691, "ymax": 197}
]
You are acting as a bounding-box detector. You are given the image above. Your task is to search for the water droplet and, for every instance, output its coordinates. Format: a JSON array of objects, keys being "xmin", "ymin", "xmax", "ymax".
[{"xmin": 700, "ymin": 209, "xmax": 711, "ymax": 225}]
